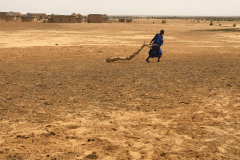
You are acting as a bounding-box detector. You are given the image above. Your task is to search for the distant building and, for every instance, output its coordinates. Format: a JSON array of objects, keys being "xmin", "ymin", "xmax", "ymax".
[
  {"xmin": 49, "ymin": 15, "xmax": 77, "ymax": 23},
  {"xmin": 48, "ymin": 16, "xmax": 53, "ymax": 23},
  {"xmin": 119, "ymin": 17, "xmax": 132, "ymax": 23},
  {"xmin": 75, "ymin": 13, "xmax": 84, "ymax": 23},
  {"xmin": 22, "ymin": 13, "xmax": 36, "ymax": 22},
  {"xmin": 47, "ymin": 13, "xmax": 83, "ymax": 23},
  {"xmin": 103, "ymin": 14, "xmax": 109, "ymax": 22},
  {"xmin": 0, "ymin": 12, "xmax": 6, "ymax": 19},
  {"xmin": 87, "ymin": 14, "xmax": 103, "ymax": 23},
  {"xmin": 119, "ymin": 18, "xmax": 126, "ymax": 22},
  {"xmin": 1, "ymin": 12, "xmax": 21, "ymax": 21},
  {"xmin": 28, "ymin": 13, "xmax": 47, "ymax": 20}
]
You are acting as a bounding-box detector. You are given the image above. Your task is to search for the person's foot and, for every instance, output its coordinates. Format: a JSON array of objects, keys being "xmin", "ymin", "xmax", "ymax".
[{"xmin": 146, "ymin": 59, "xmax": 150, "ymax": 62}]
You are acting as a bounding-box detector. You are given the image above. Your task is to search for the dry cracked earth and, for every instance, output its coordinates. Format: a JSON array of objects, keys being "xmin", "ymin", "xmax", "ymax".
[{"xmin": 0, "ymin": 19, "xmax": 240, "ymax": 159}]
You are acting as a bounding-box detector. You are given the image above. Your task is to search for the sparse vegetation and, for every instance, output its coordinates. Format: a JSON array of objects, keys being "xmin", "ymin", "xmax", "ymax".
[
  {"xmin": 196, "ymin": 29, "xmax": 240, "ymax": 32},
  {"xmin": 162, "ymin": 19, "xmax": 167, "ymax": 23},
  {"xmin": 233, "ymin": 24, "xmax": 236, "ymax": 27}
]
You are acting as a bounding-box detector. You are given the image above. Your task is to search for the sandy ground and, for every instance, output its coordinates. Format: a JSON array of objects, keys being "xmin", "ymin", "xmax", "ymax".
[{"xmin": 0, "ymin": 19, "xmax": 240, "ymax": 159}]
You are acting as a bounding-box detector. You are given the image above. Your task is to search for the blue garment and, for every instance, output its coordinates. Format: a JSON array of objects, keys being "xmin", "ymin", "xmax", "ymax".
[{"xmin": 148, "ymin": 33, "xmax": 163, "ymax": 57}]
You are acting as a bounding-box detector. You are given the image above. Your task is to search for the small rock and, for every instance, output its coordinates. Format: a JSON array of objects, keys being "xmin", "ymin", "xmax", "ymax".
[
  {"xmin": 36, "ymin": 83, "xmax": 42, "ymax": 86},
  {"xmin": 43, "ymin": 102, "xmax": 52, "ymax": 105},
  {"xmin": 84, "ymin": 152, "xmax": 98, "ymax": 159},
  {"xmin": 49, "ymin": 132, "xmax": 56, "ymax": 135},
  {"xmin": 160, "ymin": 152, "xmax": 166, "ymax": 156}
]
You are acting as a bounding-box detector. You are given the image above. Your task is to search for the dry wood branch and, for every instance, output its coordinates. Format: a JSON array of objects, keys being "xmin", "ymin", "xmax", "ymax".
[{"xmin": 106, "ymin": 43, "xmax": 156, "ymax": 63}]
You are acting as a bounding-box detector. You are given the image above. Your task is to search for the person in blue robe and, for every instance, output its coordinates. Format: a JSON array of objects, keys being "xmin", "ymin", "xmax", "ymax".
[{"xmin": 146, "ymin": 30, "xmax": 164, "ymax": 62}]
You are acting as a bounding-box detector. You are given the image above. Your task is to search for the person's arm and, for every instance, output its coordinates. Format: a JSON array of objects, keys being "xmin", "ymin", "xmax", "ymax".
[
  {"xmin": 159, "ymin": 35, "xmax": 163, "ymax": 46},
  {"xmin": 150, "ymin": 34, "xmax": 157, "ymax": 44}
]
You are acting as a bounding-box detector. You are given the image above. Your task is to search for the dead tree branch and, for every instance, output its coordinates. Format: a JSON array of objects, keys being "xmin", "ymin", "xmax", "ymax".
[{"xmin": 106, "ymin": 43, "xmax": 156, "ymax": 63}]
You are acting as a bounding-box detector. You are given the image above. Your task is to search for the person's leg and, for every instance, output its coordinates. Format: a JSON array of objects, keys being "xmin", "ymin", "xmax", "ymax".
[
  {"xmin": 146, "ymin": 56, "xmax": 150, "ymax": 62},
  {"xmin": 157, "ymin": 56, "xmax": 161, "ymax": 62}
]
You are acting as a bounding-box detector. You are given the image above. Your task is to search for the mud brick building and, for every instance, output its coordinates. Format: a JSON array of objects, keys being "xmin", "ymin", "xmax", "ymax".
[
  {"xmin": 87, "ymin": 14, "xmax": 103, "ymax": 23},
  {"xmin": 29, "ymin": 13, "xmax": 47, "ymax": 20},
  {"xmin": 0, "ymin": 12, "xmax": 21, "ymax": 21},
  {"xmin": 22, "ymin": 13, "xmax": 36, "ymax": 22},
  {"xmin": 0, "ymin": 12, "xmax": 6, "ymax": 19},
  {"xmin": 51, "ymin": 15, "xmax": 77, "ymax": 23},
  {"xmin": 119, "ymin": 17, "xmax": 132, "ymax": 23},
  {"xmin": 119, "ymin": 18, "xmax": 126, "ymax": 22},
  {"xmin": 103, "ymin": 14, "xmax": 109, "ymax": 22}
]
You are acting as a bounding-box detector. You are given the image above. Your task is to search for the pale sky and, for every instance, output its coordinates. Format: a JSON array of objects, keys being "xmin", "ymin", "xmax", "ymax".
[{"xmin": 1, "ymin": 0, "xmax": 240, "ymax": 16}]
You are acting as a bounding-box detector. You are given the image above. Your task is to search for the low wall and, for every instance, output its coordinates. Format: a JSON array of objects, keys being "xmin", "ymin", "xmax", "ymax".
[
  {"xmin": 0, "ymin": 12, "xmax": 6, "ymax": 19},
  {"xmin": 5, "ymin": 16, "xmax": 20, "ymax": 21},
  {"xmin": 22, "ymin": 17, "xmax": 35, "ymax": 22},
  {"xmin": 126, "ymin": 19, "xmax": 132, "ymax": 23},
  {"xmin": 53, "ymin": 16, "xmax": 77, "ymax": 23}
]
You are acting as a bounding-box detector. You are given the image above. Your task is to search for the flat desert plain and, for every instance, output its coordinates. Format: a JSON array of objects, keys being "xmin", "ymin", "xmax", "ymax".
[{"xmin": 0, "ymin": 19, "xmax": 240, "ymax": 160}]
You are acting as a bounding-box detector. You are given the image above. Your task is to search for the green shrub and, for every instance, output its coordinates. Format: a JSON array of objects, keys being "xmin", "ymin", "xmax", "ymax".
[
  {"xmin": 233, "ymin": 24, "xmax": 236, "ymax": 27},
  {"xmin": 210, "ymin": 21, "xmax": 214, "ymax": 25},
  {"xmin": 219, "ymin": 24, "xmax": 221, "ymax": 26}
]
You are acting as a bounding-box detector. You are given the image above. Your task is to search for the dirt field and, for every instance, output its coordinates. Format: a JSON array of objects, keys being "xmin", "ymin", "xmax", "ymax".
[{"xmin": 0, "ymin": 19, "xmax": 240, "ymax": 159}]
